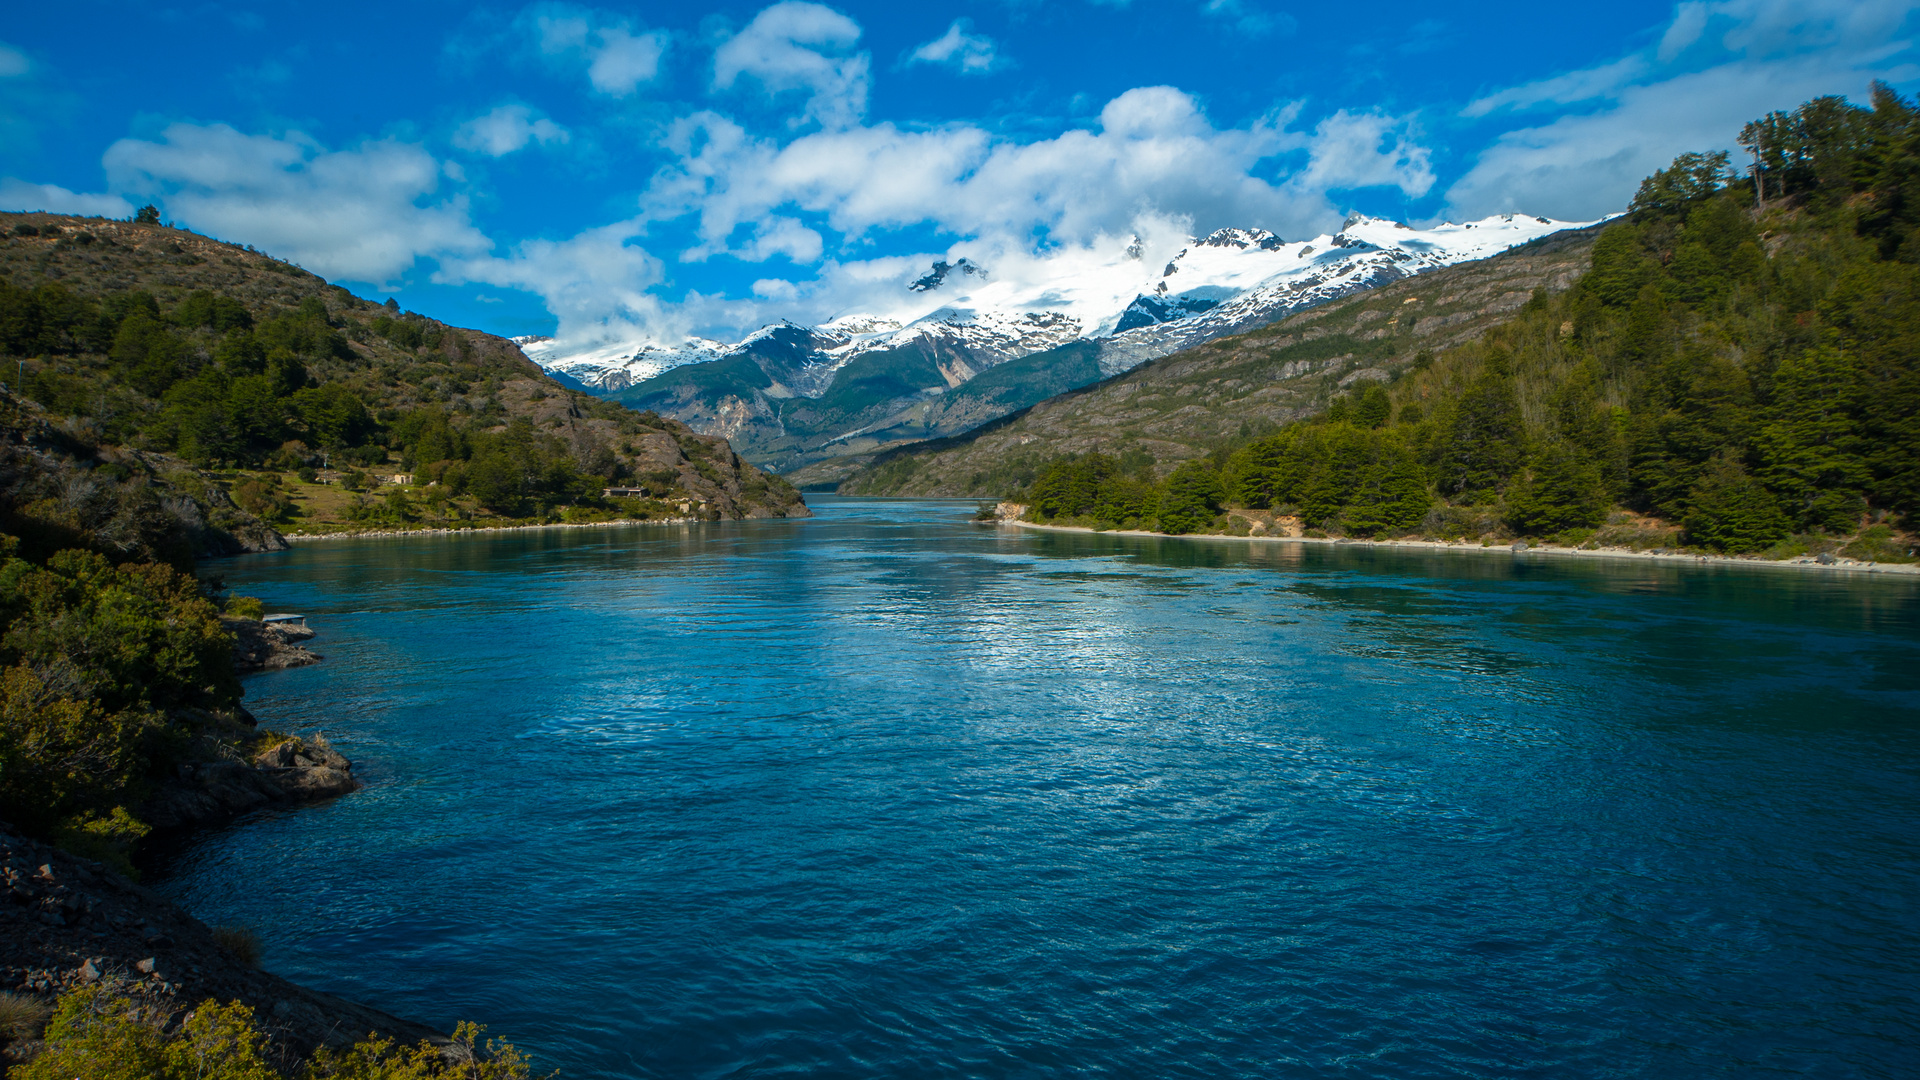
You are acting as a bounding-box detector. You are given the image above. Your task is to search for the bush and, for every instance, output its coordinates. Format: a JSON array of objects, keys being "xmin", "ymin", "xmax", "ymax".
[
  {"xmin": 16, "ymin": 987, "xmax": 544, "ymax": 1079},
  {"xmin": 1840, "ymin": 523, "xmax": 1918, "ymax": 563},
  {"xmin": 212, "ymin": 926, "xmax": 264, "ymax": 968},
  {"xmin": 224, "ymin": 595, "xmax": 265, "ymax": 620},
  {"xmin": 0, "ymin": 990, "xmax": 51, "ymax": 1042}
]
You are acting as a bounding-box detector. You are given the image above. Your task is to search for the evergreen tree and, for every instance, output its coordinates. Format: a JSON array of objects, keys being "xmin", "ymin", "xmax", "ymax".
[
  {"xmin": 1157, "ymin": 461, "xmax": 1225, "ymax": 534},
  {"xmin": 1752, "ymin": 346, "xmax": 1870, "ymax": 530},
  {"xmin": 1683, "ymin": 455, "xmax": 1792, "ymax": 551},
  {"xmin": 1344, "ymin": 437, "xmax": 1431, "ymax": 536},
  {"xmin": 1352, "ymin": 383, "xmax": 1391, "ymax": 428},
  {"xmin": 1435, "ymin": 356, "xmax": 1525, "ymax": 500},
  {"xmin": 1505, "ymin": 441, "xmax": 1609, "ymax": 537}
]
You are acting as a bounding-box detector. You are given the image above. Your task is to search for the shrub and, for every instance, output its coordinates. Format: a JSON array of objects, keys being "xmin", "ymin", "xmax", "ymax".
[
  {"xmin": 212, "ymin": 926, "xmax": 263, "ymax": 968},
  {"xmin": 224, "ymin": 595, "xmax": 265, "ymax": 620},
  {"xmin": 0, "ymin": 991, "xmax": 51, "ymax": 1041},
  {"xmin": 17, "ymin": 987, "xmax": 544, "ymax": 1079}
]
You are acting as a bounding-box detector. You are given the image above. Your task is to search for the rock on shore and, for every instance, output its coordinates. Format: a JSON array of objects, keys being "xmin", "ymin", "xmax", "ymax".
[
  {"xmin": 227, "ymin": 616, "xmax": 322, "ymax": 672},
  {"xmin": 140, "ymin": 731, "xmax": 358, "ymax": 832}
]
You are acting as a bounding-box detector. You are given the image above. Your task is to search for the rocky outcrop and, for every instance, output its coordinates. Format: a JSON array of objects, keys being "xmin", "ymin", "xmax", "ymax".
[
  {"xmin": 140, "ymin": 733, "xmax": 358, "ymax": 833},
  {"xmin": 227, "ymin": 617, "xmax": 321, "ymax": 672},
  {"xmin": 0, "ymin": 823, "xmax": 439, "ymax": 1069}
]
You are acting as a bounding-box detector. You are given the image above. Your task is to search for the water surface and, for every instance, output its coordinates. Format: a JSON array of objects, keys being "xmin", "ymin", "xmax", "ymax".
[{"xmin": 162, "ymin": 498, "xmax": 1920, "ymax": 1079}]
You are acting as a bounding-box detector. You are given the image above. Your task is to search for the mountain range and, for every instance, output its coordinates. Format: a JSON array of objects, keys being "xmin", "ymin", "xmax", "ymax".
[{"xmin": 523, "ymin": 213, "xmax": 1590, "ymax": 473}]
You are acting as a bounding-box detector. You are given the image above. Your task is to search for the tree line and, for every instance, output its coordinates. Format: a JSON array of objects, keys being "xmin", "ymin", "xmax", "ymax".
[{"xmin": 1019, "ymin": 85, "xmax": 1920, "ymax": 557}]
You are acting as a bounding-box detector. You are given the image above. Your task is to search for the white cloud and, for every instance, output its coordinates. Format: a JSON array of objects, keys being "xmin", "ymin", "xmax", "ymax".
[
  {"xmin": 1447, "ymin": 0, "xmax": 1920, "ymax": 220},
  {"xmin": 103, "ymin": 123, "xmax": 491, "ymax": 283},
  {"xmin": 454, "ymin": 104, "xmax": 571, "ymax": 157},
  {"xmin": 1283, "ymin": 109, "xmax": 1434, "ymax": 199},
  {"xmin": 642, "ymin": 87, "xmax": 1430, "ymax": 268},
  {"xmin": 0, "ymin": 41, "xmax": 28, "ymax": 78},
  {"xmin": 713, "ymin": 1, "xmax": 870, "ymax": 129},
  {"xmin": 440, "ymin": 219, "xmax": 670, "ymax": 335},
  {"xmin": 908, "ymin": 20, "xmax": 1002, "ymax": 74},
  {"xmin": 587, "ymin": 27, "xmax": 667, "ymax": 96},
  {"xmin": 1463, "ymin": 55, "xmax": 1651, "ymax": 117},
  {"xmin": 0, "ymin": 179, "xmax": 132, "ymax": 218},
  {"xmin": 525, "ymin": 6, "xmax": 667, "ymax": 97}
]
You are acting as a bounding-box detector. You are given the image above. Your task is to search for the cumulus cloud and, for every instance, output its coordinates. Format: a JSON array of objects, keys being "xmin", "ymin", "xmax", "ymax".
[
  {"xmin": 0, "ymin": 41, "xmax": 28, "ymax": 78},
  {"xmin": 525, "ymin": 5, "xmax": 668, "ymax": 97},
  {"xmin": 103, "ymin": 123, "xmax": 491, "ymax": 283},
  {"xmin": 713, "ymin": 1, "xmax": 870, "ymax": 129},
  {"xmin": 642, "ymin": 86, "xmax": 1430, "ymax": 269},
  {"xmin": 907, "ymin": 20, "xmax": 1002, "ymax": 74},
  {"xmin": 454, "ymin": 104, "xmax": 571, "ymax": 156},
  {"xmin": 0, "ymin": 178, "xmax": 132, "ymax": 218},
  {"xmin": 1449, "ymin": 0, "xmax": 1920, "ymax": 219},
  {"xmin": 439, "ymin": 219, "xmax": 673, "ymax": 336}
]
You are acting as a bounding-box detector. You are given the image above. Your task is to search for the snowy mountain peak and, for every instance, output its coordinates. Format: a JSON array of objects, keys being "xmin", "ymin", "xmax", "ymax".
[
  {"xmin": 530, "ymin": 211, "xmax": 1595, "ymax": 397},
  {"xmin": 1198, "ymin": 227, "xmax": 1285, "ymax": 251}
]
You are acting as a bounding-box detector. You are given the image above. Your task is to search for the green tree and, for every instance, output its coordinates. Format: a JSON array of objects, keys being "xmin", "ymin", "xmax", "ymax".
[
  {"xmin": 1505, "ymin": 441, "xmax": 1609, "ymax": 537},
  {"xmin": 1156, "ymin": 460, "xmax": 1225, "ymax": 534},
  {"xmin": 1352, "ymin": 382, "xmax": 1391, "ymax": 429},
  {"xmin": 1435, "ymin": 358, "xmax": 1526, "ymax": 500},
  {"xmin": 1683, "ymin": 455, "xmax": 1792, "ymax": 551},
  {"xmin": 1344, "ymin": 436, "xmax": 1431, "ymax": 536},
  {"xmin": 1752, "ymin": 345, "xmax": 1870, "ymax": 530}
]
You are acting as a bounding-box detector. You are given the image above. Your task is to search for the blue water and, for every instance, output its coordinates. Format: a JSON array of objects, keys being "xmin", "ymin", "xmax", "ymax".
[{"xmin": 160, "ymin": 498, "xmax": 1920, "ymax": 1079}]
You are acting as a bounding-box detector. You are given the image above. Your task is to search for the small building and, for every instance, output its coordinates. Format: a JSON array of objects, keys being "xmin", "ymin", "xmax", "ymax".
[
  {"xmin": 604, "ymin": 487, "xmax": 647, "ymax": 498},
  {"xmin": 383, "ymin": 474, "xmax": 414, "ymax": 486},
  {"xmin": 262, "ymin": 614, "xmax": 307, "ymax": 628}
]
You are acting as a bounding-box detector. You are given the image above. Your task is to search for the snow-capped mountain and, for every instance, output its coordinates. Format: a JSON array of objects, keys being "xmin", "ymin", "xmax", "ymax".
[{"xmin": 524, "ymin": 213, "xmax": 1591, "ymax": 469}]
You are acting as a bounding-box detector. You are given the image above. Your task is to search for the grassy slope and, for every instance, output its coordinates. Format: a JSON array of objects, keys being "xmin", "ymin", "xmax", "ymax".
[{"xmin": 0, "ymin": 212, "xmax": 808, "ymax": 527}]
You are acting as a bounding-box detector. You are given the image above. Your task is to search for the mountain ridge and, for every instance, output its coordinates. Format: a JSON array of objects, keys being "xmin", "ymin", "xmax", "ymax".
[{"xmin": 526, "ymin": 213, "xmax": 1590, "ymax": 472}]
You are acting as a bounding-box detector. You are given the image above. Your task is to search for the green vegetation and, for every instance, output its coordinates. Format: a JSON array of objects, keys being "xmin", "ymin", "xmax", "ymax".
[
  {"xmin": 0, "ymin": 533, "xmax": 241, "ymax": 869},
  {"xmin": 1006, "ymin": 87, "xmax": 1920, "ymax": 558},
  {"xmin": 0, "ymin": 216, "xmax": 806, "ymax": 528},
  {"xmin": 11, "ymin": 986, "xmax": 541, "ymax": 1079}
]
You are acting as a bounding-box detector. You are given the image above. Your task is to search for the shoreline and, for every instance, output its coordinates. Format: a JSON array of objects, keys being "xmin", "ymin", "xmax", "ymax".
[
  {"xmin": 281, "ymin": 516, "xmax": 704, "ymax": 541},
  {"xmin": 1008, "ymin": 520, "xmax": 1920, "ymax": 578}
]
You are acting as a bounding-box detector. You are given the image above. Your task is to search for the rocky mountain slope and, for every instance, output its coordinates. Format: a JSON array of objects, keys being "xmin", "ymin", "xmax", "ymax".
[
  {"xmin": 524, "ymin": 214, "xmax": 1587, "ymax": 472},
  {"xmin": 0, "ymin": 212, "xmax": 807, "ymax": 522},
  {"xmin": 809, "ymin": 224, "xmax": 1603, "ymax": 496}
]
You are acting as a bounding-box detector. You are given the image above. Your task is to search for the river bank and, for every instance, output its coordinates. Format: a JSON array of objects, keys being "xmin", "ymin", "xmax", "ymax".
[
  {"xmin": 282, "ymin": 515, "xmax": 703, "ymax": 541},
  {"xmin": 1006, "ymin": 519, "xmax": 1920, "ymax": 577}
]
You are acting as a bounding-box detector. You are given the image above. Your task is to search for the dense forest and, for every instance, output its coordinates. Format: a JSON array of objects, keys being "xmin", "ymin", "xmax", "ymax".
[{"xmin": 1013, "ymin": 87, "xmax": 1918, "ymax": 561}]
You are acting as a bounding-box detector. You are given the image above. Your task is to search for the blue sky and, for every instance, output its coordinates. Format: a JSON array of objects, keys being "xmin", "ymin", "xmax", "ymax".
[{"xmin": 2, "ymin": 1, "xmax": 1916, "ymax": 346}]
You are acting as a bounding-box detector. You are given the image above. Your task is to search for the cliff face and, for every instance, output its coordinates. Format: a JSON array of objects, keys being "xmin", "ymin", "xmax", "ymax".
[{"xmin": 810, "ymin": 226, "xmax": 1600, "ymax": 497}]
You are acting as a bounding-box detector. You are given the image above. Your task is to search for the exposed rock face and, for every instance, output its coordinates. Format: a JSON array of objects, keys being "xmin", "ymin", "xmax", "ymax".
[
  {"xmin": 140, "ymin": 734, "xmax": 358, "ymax": 833},
  {"xmin": 0, "ymin": 824, "xmax": 439, "ymax": 1068},
  {"xmin": 227, "ymin": 617, "xmax": 321, "ymax": 672}
]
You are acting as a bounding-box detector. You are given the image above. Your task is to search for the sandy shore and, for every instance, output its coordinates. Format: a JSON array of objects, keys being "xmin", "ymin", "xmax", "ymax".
[
  {"xmin": 1008, "ymin": 520, "xmax": 1920, "ymax": 578},
  {"xmin": 282, "ymin": 516, "xmax": 702, "ymax": 541}
]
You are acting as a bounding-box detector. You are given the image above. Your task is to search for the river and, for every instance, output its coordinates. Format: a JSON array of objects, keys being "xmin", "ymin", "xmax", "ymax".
[{"xmin": 160, "ymin": 497, "xmax": 1920, "ymax": 1079}]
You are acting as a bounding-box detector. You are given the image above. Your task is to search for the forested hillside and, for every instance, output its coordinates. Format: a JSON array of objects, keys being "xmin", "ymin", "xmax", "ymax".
[
  {"xmin": 844, "ymin": 87, "xmax": 1920, "ymax": 561},
  {"xmin": 0, "ymin": 213, "xmax": 807, "ymax": 527}
]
